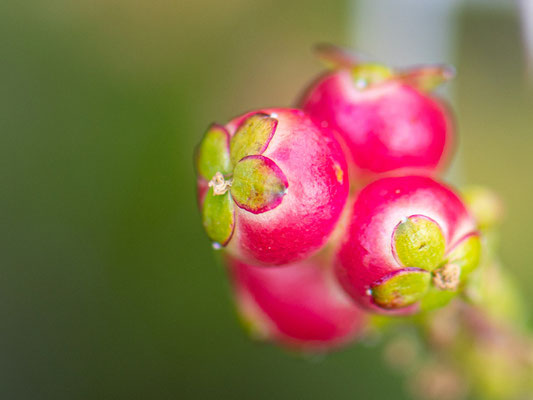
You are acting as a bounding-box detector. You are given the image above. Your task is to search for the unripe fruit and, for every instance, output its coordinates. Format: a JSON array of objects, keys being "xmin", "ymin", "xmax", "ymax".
[
  {"xmin": 228, "ymin": 256, "xmax": 367, "ymax": 350},
  {"xmin": 301, "ymin": 46, "xmax": 454, "ymax": 182},
  {"xmin": 196, "ymin": 108, "xmax": 349, "ymax": 266},
  {"xmin": 335, "ymin": 176, "xmax": 480, "ymax": 314}
]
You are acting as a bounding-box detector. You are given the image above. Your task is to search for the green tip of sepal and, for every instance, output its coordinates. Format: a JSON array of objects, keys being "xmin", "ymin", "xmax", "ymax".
[
  {"xmin": 371, "ymin": 269, "xmax": 431, "ymax": 310},
  {"xmin": 393, "ymin": 215, "xmax": 446, "ymax": 271},
  {"xmin": 230, "ymin": 113, "xmax": 277, "ymax": 166},
  {"xmin": 351, "ymin": 63, "xmax": 394, "ymax": 89},
  {"xmin": 397, "ymin": 64, "xmax": 455, "ymax": 92},
  {"xmin": 419, "ymin": 286, "xmax": 457, "ymax": 312},
  {"xmin": 446, "ymin": 234, "xmax": 482, "ymax": 281},
  {"xmin": 202, "ymin": 188, "xmax": 235, "ymax": 246},
  {"xmin": 314, "ymin": 43, "xmax": 363, "ymax": 69},
  {"xmin": 196, "ymin": 124, "xmax": 232, "ymax": 181},
  {"xmin": 231, "ymin": 155, "xmax": 288, "ymax": 214}
]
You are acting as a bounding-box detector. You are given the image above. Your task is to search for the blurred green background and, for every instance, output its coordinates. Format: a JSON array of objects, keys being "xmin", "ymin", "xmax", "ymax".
[{"xmin": 2, "ymin": 1, "xmax": 532, "ymax": 399}]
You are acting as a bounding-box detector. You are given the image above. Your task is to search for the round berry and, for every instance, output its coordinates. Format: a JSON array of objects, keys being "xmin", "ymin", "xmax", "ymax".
[
  {"xmin": 228, "ymin": 256, "xmax": 367, "ymax": 350},
  {"xmin": 301, "ymin": 59, "xmax": 454, "ymax": 182},
  {"xmin": 335, "ymin": 176, "xmax": 480, "ymax": 314},
  {"xmin": 196, "ymin": 108, "xmax": 349, "ymax": 265}
]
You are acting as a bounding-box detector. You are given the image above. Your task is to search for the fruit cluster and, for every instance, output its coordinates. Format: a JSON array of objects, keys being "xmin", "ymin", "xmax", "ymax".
[{"xmin": 195, "ymin": 46, "xmax": 481, "ymax": 351}]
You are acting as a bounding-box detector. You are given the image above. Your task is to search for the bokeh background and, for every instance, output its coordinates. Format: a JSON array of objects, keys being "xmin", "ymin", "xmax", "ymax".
[{"xmin": 3, "ymin": 0, "xmax": 533, "ymax": 399}]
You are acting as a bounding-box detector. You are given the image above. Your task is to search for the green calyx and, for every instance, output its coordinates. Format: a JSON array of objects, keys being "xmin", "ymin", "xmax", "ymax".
[
  {"xmin": 231, "ymin": 156, "xmax": 288, "ymax": 214},
  {"xmin": 202, "ymin": 188, "xmax": 235, "ymax": 246},
  {"xmin": 196, "ymin": 114, "xmax": 288, "ymax": 246},
  {"xmin": 396, "ymin": 64, "xmax": 455, "ymax": 92},
  {"xmin": 196, "ymin": 124, "xmax": 232, "ymax": 180},
  {"xmin": 314, "ymin": 43, "xmax": 362, "ymax": 70},
  {"xmin": 445, "ymin": 234, "xmax": 482, "ymax": 281},
  {"xmin": 419, "ymin": 286, "xmax": 457, "ymax": 312},
  {"xmin": 312, "ymin": 44, "xmax": 454, "ymax": 92},
  {"xmin": 371, "ymin": 269, "xmax": 431, "ymax": 310},
  {"xmin": 351, "ymin": 63, "xmax": 454, "ymax": 92},
  {"xmin": 230, "ymin": 113, "xmax": 277, "ymax": 166},
  {"xmin": 393, "ymin": 216, "xmax": 446, "ymax": 272},
  {"xmin": 351, "ymin": 63, "xmax": 394, "ymax": 89},
  {"xmin": 372, "ymin": 216, "xmax": 482, "ymax": 311}
]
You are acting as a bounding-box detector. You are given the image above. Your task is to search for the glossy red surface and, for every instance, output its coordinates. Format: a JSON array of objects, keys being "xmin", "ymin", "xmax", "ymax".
[
  {"xmin": 222, "ymin": 108, "xmax": 349, "ymax": 265},
  {"xmin": 335, "ymin": 176, "xmax": 476, "ymax": 314},
  {"xmin": 228, "ymin": 256, "xmax": 366, "ymax": 350},
  {"xmin": 302, "ymin": 70, "xmax": 453, "ymax": 181}
]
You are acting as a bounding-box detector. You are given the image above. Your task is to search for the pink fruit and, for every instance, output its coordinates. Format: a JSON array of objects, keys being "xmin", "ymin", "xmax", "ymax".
[
  {"xmin": 195, "ymin": 108, "xmax": 349, "ymax": 266},
  {"xmin": 301, "ymin": 47, "xmax": 454, "ymax": 182},
  {"xmin": 335, "ymin": 176, "xmax": 481, "ymax": 314},
  {"xmin": 228, "ymin": 256, "xmax": 367, "ymax": 350}
]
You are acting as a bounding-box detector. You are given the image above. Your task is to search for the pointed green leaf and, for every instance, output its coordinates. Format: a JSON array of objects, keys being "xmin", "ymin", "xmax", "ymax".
[
  {"xmin": 196, "ymin": 124, "xmax": 232, "ymax": 180},
  {"xmin": 393, "ymin": 215, "xmax": 446, "ymax": 271},
  {"xmin": 202, "ymin": 188, "xmax": 235, "ymax": 246},
  {"xmin": 397, "ymin": 64, "xmax": 455, "ymax": 92},
  {"xmin": 371, "ymin": 269, "xmax": 431, "ymax": 310},
  {"xmin": 231, "ymin": 155, "xmax": 288, "ymax": 214},
  {"xmin": 446, "ymin": 233, "xmax": 481, "ymax": 280},
  {"xmin": 230, "ymin": 113, "xmax": 277, "ymax": 165}
]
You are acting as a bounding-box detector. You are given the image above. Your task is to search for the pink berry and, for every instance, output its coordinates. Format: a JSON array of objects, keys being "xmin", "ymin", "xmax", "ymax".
[
  {"xmin": 228, "ymin": 256, "xmax": 367, "ymax": 350},
  {"xmin": 301, "ymin": 48, "xmax": 454, "ymax": 181},
  {"xmin": 195, "ymin": 108, "xmax": 349, "ymax": 266},
  {"xmin": 335, "ymin": 176, "xmax": 481, "ymax": 314}
]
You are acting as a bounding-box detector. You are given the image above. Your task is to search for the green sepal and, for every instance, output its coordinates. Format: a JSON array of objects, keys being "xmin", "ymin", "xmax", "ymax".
[
  {"xmin": 196, "ymin": 124, "xmax": 232, "ymax": 180},
  {"xmin": 202, "ymin": 188, "xmax": 235, "ymax": 246},
  {"xmin": 231, "ymin": 155, "xmax": 288, "ymax": 214},
  {"xmin": 314, "ymin": 43, "xmax": 363, "ymax": 69},
  {"xmin": 419, "ymin": 286, "xmax": 457, "ymax": 312},
  {"xmin": 371, "ymin": 269, "xmax": 431, "ymax": 310},
  {"xmin": 396, "ymin": 64, "xmax": 455, "ymax": 92},
  {"xmin": 351, "ymin": 63, "xmax": 394, "ymax": 89},
  {"xmin": 393, "ymin": 216, "xmax": 446, "ymax": 271},
  {"xmin": 446, "ymin": 234, "xmax": 482, "ymax": 281},
  {"xmin": 230, "ymin": 113, "xmax": 277, "ymax": 166}
]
